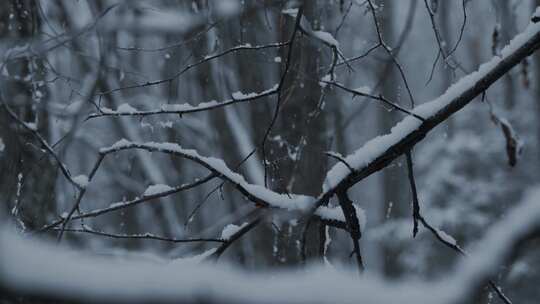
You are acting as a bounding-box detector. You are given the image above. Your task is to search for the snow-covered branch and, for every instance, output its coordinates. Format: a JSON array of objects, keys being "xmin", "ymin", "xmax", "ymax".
[
  {"xmin": 321, "ymin": 15, "xmax": 540, "ymax": 198},
  {"xmin": 87, "ymin": 85, "xmax": 278, "ymax": 119},
  {"xmin": 42, "ymin": 140, "xmax": 365, "ymax": 232}
]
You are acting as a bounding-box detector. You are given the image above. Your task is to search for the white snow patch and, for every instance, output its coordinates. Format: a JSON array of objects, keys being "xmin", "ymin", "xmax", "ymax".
[
  {"xmin": 73, "ymin": 175, "xmax": 89, "ymax": 188},
  {"xmin": 355, "ymin": 86, "xmax": 371, "ymax": 95},
  {"xmin": 312, "ymin": 31, "xmax": 339, "ymax": 47},
  {"xmin": 108, "ymin": 202, "xmax": 126, "ymax": 209},
  {"xmin": 160, "ymin": 100, "xmax": 218, "ymax": 112},
  {"xmin": 436, "ymin": 229, "xmax": 457, "ymax": 246},
  {"xmin": 0, "ymin": 137, "xmax": 4, "ymax": 152},
  {"xmin": 116, "ymin": 103, "xmax": 138, "ymax": 114},
  {"xmin": 25, "ymin": 122, "xmax": 37, "ymax": 131},
  {"xmin": 232, "ymin": 91, "xmax": 259, "ymax": 100},
  {"xmin": 101, "ymin": 138, "xmax": 132, "ymax": 152},
  {"xmin": 317, "ymin": 205, "xmax": 367, "ymax": 231},
  {"xmin": 319, "ymin": 74, "xmax": 333, "ymax": 87},
  {"xmin": 159, "ymin": 121, "xmax": 173, "ymax": 128},
  {"xmin": 221, "ymin": 223, "xmax": 248, "ymax": 240},
  {"xmin": 281, "ymin": 8, "xmax": 298, "ymax": 17},
  {"xmin": 143, "ymin": 184, "xmax": 174, "ymax": 196}
]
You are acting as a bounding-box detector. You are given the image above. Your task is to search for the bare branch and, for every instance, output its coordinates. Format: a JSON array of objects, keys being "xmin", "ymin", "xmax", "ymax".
[
  {"xmin": 323, "ymin": 81, "xmax": 426, "ymax": 121},
  {"xmin": 54, "ymin": 227, "xmax": 226, "ymax": 244}
]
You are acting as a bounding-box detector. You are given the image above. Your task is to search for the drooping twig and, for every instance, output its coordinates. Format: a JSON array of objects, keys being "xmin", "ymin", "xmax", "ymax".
[
  {"xmin": 405, "ymin": 151, "xmax": 421, "ymax": 237},
  {"xmin": 336, "ymin": 190, "xmax": 364, "ymax": 273},
  {"xmin": 404, "ymin": 148, "xmax": 511, "ymax": 303},
  {"xmin": 323, "ymin": 81, "xmax": 425, "ymax": 121},
  {"xmin": 418, "ymin": 216, "xmax": 512, "ymax": 304},
  {"xmin": 447, "ymin": 0, "xmax": 468, "ymax": 57}
]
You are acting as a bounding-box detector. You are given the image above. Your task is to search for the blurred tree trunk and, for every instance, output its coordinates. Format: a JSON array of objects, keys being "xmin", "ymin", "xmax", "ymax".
[
  {"xmin": 0, "ymin": 0, "xmax": 58, "ymax": 230},
  {"xmin": 221, "ymin": 7, "xmax": 279, "ymax": 267},
  {"xmin": 377, "ymin": 0, "xmax": 407, "ymax": 277},
  {"xmin": 265, "ymin": 0, "xmax": 328, "ymax": 266},
  {"xmin": 439, "ymin": 0, "xmax": 454, "ymax": 135},
  {"xmin": 495, "ymin": 0, "xmax": 517, "ymax": 110},
  {"xmin": 534, "ymin": 0, "xmax": 540, "ymax": 167}
]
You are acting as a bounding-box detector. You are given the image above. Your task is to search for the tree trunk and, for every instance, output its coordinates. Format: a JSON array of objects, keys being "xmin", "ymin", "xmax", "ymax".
[
  {"xmin": 377, "ymin": 0, "xmax": 407, "ymax": 277},
  {"xmin": 266, "ymin": 0, "xmax": 329, "ymax": 266},
  {"xmin": 0, "ymin": 0, "xmax": 58, "ymax": 230}
]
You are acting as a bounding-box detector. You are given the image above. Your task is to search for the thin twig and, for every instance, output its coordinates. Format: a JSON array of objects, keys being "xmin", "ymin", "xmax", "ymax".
[
  {"xmin": 366, "ymin": 0, "xmax": 416, "ymax": 107},
  {"xmin": 57, "ymin": 154, "xmax": 105, "ymax": 243},
  {"xmin": 98, "ymin": 42, "xmax": 289, "ymax": 96},
  {"xmin": 324, "ymin": 81, "xmax": 425, "ymax": 121},
  {"xmin": 210, "ymin": 216, "xmax": 263, "ymax": 260},
  {"xmin": 54, "ymin": 227, "xmax": 226, "ymax": 244}
]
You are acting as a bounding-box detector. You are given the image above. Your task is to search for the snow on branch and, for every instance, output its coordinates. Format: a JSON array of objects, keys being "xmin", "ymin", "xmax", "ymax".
[
  {"xmin": 2, "ymin": 187, "xmax": 540, "ymax": 303},
  {"xmin": 87, "ymin": 85, "xmax": 278, "ymax": 119},
  {"xmin": 221, "ymin": 223, "xmax": 250, "ymax": 240},
  {"xmin": 322, "ymin": 16, "xmax": 540, "ymax": 196},
  {"xmin": 97, "ymin": 140, "xmax": 361, "ymax": 228}
]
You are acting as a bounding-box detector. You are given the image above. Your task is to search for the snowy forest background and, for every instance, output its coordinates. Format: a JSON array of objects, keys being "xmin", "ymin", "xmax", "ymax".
[{"xmin": 1, "ymin": 0, "xmax": 540, "ymax": 303}]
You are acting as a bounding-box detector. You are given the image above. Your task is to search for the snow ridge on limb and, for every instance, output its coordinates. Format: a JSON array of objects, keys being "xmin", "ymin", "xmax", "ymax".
[
  {"xmin": 322, "ymin": 15, "xmax": 540, "ymax": 195},
  {"xmin": 98, "ymin": 140, "xmax": 363, "ymax": 228}
]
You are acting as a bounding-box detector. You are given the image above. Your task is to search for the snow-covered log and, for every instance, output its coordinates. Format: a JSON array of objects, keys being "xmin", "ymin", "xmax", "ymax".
[{"xmin": 2, "ymin": 187, "xmax": 539, "ymax": 304}]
